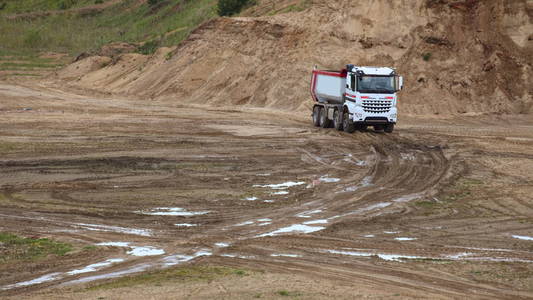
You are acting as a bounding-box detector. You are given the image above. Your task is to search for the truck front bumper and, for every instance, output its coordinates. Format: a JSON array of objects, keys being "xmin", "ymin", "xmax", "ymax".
[{"xmin": 351, "ymin": 106, "xmax": 397, "ymax": 124}]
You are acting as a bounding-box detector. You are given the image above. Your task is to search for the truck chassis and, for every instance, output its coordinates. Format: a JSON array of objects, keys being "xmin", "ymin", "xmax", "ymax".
[{"xmin": 312, "ymin": 103, "xmax": 394, "ymax": 133}]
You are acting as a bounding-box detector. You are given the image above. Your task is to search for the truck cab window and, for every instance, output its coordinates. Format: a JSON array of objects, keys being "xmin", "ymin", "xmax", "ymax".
[{"xmin": 350, "ymin": 75, "xmax": 356, "ymax": 91}]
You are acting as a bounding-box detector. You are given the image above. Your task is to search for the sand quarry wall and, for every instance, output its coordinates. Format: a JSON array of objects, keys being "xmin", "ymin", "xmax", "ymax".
[{"xmin": 59, "ymin": 0, "xmax": 533, "ymax": 115}]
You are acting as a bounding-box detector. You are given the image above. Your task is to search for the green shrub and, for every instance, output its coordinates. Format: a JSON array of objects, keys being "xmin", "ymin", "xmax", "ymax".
[
  {"xmin": 0, "ymin": 232, "xmax": 72, "ymax": 262},
  {"xmin": 422, "ymin": 52, "xmax": 432, "ymax": 61},
  {"xmin": 148, "ymin": 0, "xmax": 162, "ymax": 5},
  {"xmin": 58, "ymin": 0, "xmax": 76, "ymax": 10},
  {"xmin": 23, "ymin": 30, "xmax": 43, "ymax": 48},
  {"xmin": 217, "ymin": 0, "xmax": 251, "ymax": 16},
  {"xmin": 137, "ymin": 40, "xmax": 159, "ymax": 55},
  {"xmin": 0, "ymin": 2, "xmax": 7, "ymax": 10},
  {"xmin": 94, "ymin": 0, "xmax": 104, "ymax": 4}
]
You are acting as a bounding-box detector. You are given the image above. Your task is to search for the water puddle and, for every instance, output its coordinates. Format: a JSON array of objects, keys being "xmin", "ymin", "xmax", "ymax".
[
  {"xmin": 327, "ymin": 248, "xmax": 533, "ymax": 264},
  {"xmin": 65, "ymin": 264, "xmax": 151, "ymax": 285},
  {"xmin": 2, "ymin": 272, "xmax": 62, "ymax": 290},
  {"xmin": 319, "ymin": 175, "xmax": 341, "ymax": 183},
  {"xmin": 221, "ymin": 254, "xmax": 255, "ymax": 259},
  {"xmin": 163, "ymin": 250, "xmax": 212, "ymax": 266},
  {"xmin": 303, "ymin": 219, "xmax": 328, "ymax": 225},
  {"xmin": 96, "ymin": 242, "xmax": 165, "ymax": 257},
  {"xmin": 257, "ymin": 224, "xmax": 325, "ymax": 237},
  {"xmin": 234, "ymin": 221, "xmax": 254, "ymax": 226},
  {"xmin": 393, "ymin": 193, "xmax": 422, "ymax": 203},
  {"xmin": 384, "ymin": 231, "xmax": 400, "ymax": 234},
  {"xmin": 295, "ymin": 209, "xmax": 322, "ymax": 218},
  {"xmin": 215, "ymin": 242, "xmax": 230, "ymax": 248},
  {"xmin": 128, "ymin": 246, "xmax": 165, "ymax": 257},
  {"xmin": 327, "ymin": 249, "xmax": 423, "ymax": 262},
  {"xmin": 271, "ymin": 191, "xmax": 289, "ymax": 195},
  {"xmin": 137, "ymin": 207, "xmax": 210, "ymax": 216},
  {"xmin": 512, "ymin": 235, "xmax": 533, "ymax": 241},
  {"xmin": 395, "ymin": 237, "xmax": 417, "ymax": 241},
  {"xmin": 356, "ymin": 160, "xmax": 367, "ymax": 166},
  {"xmin": 271, "ymin": 253, "xmax": 302, "ymax": 258},
  {"xmin": 445, "ymin": 252, "xmax": 472, "ymax": 259},
  {"xmin": 253, "ymin": 181, "xmax": 306, "ymax": 189},
  {"xmin": 338, "ymin": 176, "xmax": 373, "ymax": 193},
  {"xmin": 175, "ymin": 223, "xmax": 198, "ymax": 227},
  {"xmin": 450, "ymin": 246, "xmax": 516, "ymax": 253},
  {"xmin": 401, "ymin": 153, "xmax": 415, "ymax": 161},
  {"xmin": 75, "ymin": 223, "xmax": 152, "ymax": 237},
  {"xmin": 363, "ymin": 234, "xmax": 375, "ymax": 238},
  {"xmin": 243, "ymin": 197, "xmax": 259, "ymax": 201},
  {"xmin": 234, "ymin": 218, "xmax": 272, "ymax": 227},
  {"xmin": 67, "ymin": 258, "xmax": 125, "ymax": 276}
]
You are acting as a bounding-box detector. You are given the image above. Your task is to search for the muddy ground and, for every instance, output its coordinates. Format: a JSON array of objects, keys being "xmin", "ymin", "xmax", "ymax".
[{"xmin": 0, "ymin": 80, "xmax": 532, "ymax": 299}]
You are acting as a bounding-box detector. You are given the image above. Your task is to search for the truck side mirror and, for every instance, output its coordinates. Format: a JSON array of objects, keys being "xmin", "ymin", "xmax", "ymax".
[{"xmin": 399, "ymin": 76, "xmax": 404, "ymax": 91}]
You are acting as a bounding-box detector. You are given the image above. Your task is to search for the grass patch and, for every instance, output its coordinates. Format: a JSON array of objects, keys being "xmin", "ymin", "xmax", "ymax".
[
  {"xmin": 0, "ymin": 0, "xmax": 101, "ymax": 14},
  {"xmin": 0, "ymin": 0, "xmax": 218, "ymax": 56},
  {"xmin": 5, "ymin": 73, "xmax": 43, "ymax": 77},
  {"xmin": 0, "ymin": 141, "xmax": 18, "ymax": 153},
  {"xmin": 82, "ymin": 245, "xmax": 98, "ymax": 251},
  {"xmin": 0, "ymin": 62, "xmax": 61, "ymax": 69},
  {"xmin": 277, "ymin": 290, "xmax": 301, "ymax": 297},
  {"xmin": 442, "ymin": 178, "xmax": 483, "ymax": 202},
  {"xmin": 415, "ymin": 178, "xmax": 484, "ymax": 214},
  {"xmin": 88, "ymin": 265, "xmax": 250, "ymax": 290},
  {"xmin": 136, "ymin": 40, "xmax": 159, "ymax": 55},
  {"xmin": 0, "ymin": 232, "xmax": 72, "ymax": 263}
]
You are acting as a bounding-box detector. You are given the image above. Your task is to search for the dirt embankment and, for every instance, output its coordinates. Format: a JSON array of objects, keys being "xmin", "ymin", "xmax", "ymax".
[{"xmin": 57, "ymin": 0, "xmax": 533, "ymax": 115}]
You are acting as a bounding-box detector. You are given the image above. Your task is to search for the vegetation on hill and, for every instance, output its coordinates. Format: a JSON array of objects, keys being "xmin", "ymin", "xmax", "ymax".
[
  {"xmin": 217, "ymin": 0, "xmax": 255, "ymax": 16},
  {"xmin": 0, "ymin": 0, "xmax": 218, "ymax": 56}
]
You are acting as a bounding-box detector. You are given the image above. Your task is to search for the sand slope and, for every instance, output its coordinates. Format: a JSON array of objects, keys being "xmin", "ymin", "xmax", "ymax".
[{"xmin": 58, "ymin": 0, "xmax": 533, "ymax": 115}]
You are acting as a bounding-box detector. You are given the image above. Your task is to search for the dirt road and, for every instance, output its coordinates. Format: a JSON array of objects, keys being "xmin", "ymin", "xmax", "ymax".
[{"xmin": 1, "ymin": 81, "xmax": 532, "ymax": 299}]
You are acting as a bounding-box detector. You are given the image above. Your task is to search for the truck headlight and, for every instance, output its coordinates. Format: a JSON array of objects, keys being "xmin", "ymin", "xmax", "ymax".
[
  {"xmin": 391, "ymin": 114, "xmax": 397, "ymax": 119},
  {"xmin": 354, "ymin": 113, "xmax": 363, "ymax": 119}
]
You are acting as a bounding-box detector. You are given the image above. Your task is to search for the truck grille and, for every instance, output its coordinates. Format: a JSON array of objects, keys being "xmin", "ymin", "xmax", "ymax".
[{"xmin": 362, "ymin": 99, "xmax": 392, "ymax": 113}]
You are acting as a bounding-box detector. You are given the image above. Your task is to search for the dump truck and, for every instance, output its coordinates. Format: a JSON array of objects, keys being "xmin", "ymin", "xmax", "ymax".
[{"xmin": 311, "ymin": 65, "xmax": 403, "ymax": 133}]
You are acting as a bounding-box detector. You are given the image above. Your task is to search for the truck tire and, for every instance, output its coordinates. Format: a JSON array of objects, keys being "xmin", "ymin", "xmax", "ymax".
[
  {"xmin": 319, "ymin": 107, "xmax": 330, "ymax": 128},
  {"xmin": 312, "ymin": 106, "xmax": 321, "ymax": 127},
  {"xmin": 384, "ymin": 123, "xmax": 394, "ymax": 133},
  {"xmin": 333, "ymin": 109, "xmax": 343, "ymax": 131},
  {"xmin": 342, "ymin": 109, "xmax": 355, "ymax": 133}
]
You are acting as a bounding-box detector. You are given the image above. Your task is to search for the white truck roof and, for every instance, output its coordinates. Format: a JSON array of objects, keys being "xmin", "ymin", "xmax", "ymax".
[{"xmin": 351, "ymin": 66, "xmax": 395, "ymax": 76}]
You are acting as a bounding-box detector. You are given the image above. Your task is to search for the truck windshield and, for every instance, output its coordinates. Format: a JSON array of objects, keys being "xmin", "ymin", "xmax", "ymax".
[{"xmin": 357, "ymin": 76, "xmax": 395, "ymax": 94}]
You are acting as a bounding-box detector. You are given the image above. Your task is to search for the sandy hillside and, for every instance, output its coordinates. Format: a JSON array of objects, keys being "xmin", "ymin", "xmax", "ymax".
[{"xmin": 58, "ymin": 0, "xmax": 533, "ymax": 114}]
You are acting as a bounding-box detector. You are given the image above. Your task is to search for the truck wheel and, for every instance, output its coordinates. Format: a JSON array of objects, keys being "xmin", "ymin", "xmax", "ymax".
[
  {"xmin": 342, "ymin": 109, "xmax": 355, "ymax": 133},
  {"xmin": 384, "ymin": 123, "xmax": 394, "ymax": 133},
  {"xmin": 319, "ymin": 107, "xmax": 330, "ymax": 128},
  {"xmin": 312, "ymin": 106, "xmax": 321, "ymax": 127},
  {"xmin": 333, "ymin": 109, "xmax": 343, "ymax": 131}
]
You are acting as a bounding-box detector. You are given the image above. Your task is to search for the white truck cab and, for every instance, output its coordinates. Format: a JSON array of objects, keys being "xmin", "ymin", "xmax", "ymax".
[{"xmin": 311, "ymin": 64, "xmax": 403, "ymax": 133}]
